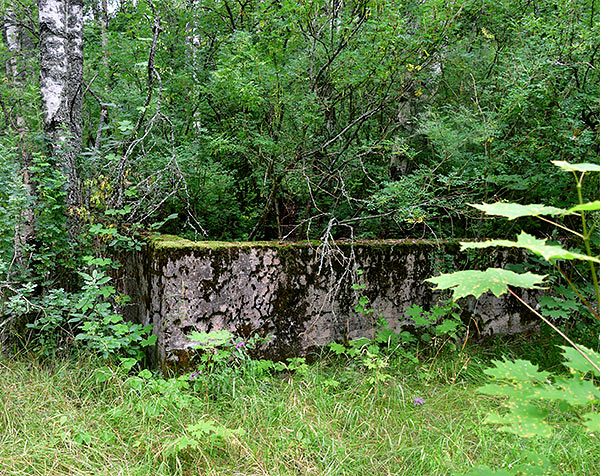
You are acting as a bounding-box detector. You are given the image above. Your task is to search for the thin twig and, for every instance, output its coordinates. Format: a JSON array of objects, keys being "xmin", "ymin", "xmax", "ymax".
[
  {"xmin": 553, "ymin": 264, "xmax": 600, "ymax": 323},
  {"xmin": 536, "ymin": 216, "xmax": 583, "ymax": 238},
  {"xmin": 507, "ymin": 287, "xmax": 600, "ymax": 374}
]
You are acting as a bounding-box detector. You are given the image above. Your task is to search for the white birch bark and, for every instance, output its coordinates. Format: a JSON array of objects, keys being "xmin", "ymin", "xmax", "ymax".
[
  {"xmin": 39, "ymin": 0, "xmax": 68, "ymax": 128},
  {"xmin": 4, "ymin": 7, "xmax": 19, "ymax": 83},
  {"xmin": 38, "ymin": 0, "xmax": 83, "ymax": 214},
  {"xmin": 2, "ymin": 6, "xmax": 35, "ymax": 268}
]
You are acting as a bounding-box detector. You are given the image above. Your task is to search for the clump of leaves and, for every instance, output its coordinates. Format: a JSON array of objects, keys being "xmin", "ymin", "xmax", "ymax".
[
  {"xmin": 328, "ymin": 338, "xmax": 392, "ymax": 385},
  {"xmin": 14, "ymin": 255, "xmax": 156, "ymax": 360},
  {"xmin": 479, "ymin": 346, "xmax": 600, "ymax": 439},
  {"xmin": 427, "ymin": 161, "xmax": 600, "ymax": 475}
]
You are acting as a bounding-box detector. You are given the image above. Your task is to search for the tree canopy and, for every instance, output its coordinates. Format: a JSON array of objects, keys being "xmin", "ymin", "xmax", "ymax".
[{"xmin": 2, "ymin": 0, "xmax": 600, "ymax": 264}]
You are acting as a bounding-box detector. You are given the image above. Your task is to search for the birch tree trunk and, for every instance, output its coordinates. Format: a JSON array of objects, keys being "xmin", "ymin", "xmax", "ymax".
[
  {"xmin": 3, "ymin": 7, "xmax": 19, "ymax": 84},
  {"xmin": 2, "ymin": 6, "xmax": 35, "ymax": 269},
  {"xmin": 38, "ymin": 0, "xmax": 83, "ymax": 217}
]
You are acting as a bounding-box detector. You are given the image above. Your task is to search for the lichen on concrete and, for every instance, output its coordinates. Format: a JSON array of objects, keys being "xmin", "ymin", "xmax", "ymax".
[{"xmin": 119, "ymin": 235, "xmax": 539, "ymax": 372}]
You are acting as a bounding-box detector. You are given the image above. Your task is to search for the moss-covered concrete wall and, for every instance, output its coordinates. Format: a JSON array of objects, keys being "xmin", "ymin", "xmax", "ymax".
[{"xmin": 119, "ymin": 235, "xmax": 538, "ymax": 371}]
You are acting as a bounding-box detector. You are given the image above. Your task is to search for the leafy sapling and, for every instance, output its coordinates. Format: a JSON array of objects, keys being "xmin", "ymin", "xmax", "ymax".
[
  {"xmin": 426, "ymin": 160, "xmax": 600, "ymax": 475},
  {"xmin": 187, "ymin": 329, "xmax": 275, "ymax": 391}
]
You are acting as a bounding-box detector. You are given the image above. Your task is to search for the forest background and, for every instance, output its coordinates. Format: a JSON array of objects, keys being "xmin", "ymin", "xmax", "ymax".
[
  {"xmin": 1, "ymin": 0, "xmax": 600, "ymax": 348},
  {"xmin": 3, "ymin": 0, "xmax": 600, "ymax": 266}
]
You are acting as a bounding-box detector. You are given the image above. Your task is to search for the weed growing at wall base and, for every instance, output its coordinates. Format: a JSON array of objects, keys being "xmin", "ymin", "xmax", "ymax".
[{"xmin": 9, "ymin": 255, "xmax": 156, "ymax": 361}]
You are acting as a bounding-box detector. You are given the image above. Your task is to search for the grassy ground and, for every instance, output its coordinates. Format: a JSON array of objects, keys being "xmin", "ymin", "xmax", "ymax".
[{"xmin": 0, "ymin": 344, "xmax": 598, "ymax": 476}]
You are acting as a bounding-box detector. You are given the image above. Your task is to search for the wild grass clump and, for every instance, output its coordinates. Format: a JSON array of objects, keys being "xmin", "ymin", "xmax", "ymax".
[{"xmin": 0, "ymin": 341, "xmax": 597, "ymax": 476}]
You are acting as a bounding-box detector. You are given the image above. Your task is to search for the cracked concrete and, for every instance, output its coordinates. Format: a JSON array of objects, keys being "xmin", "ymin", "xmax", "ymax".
[{"xmin": 118, "ymin": 236, "xmax": 539, "ymax": 371}]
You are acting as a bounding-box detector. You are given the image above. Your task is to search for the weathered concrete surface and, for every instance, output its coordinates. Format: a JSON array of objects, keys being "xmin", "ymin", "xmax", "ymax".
[{"xmin": 119, "ymin": 236, "xmax": 539, "ymax": 371}]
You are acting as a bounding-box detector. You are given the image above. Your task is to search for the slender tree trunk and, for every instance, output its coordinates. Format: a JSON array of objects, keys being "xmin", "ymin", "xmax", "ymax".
[
  {"xmin": 38, "ymin": 0, "xmax": 83, "ymax": 218},
  {"xmin": 2, "ymin": 6, "xmax": 35, "ymax": 270},
  {"xmin": 66, "ymin": 0, "xmax": 83, "ymax": 175},
  {"xmin": 100, "ymin": 0, "xmax": 109, "ymax": 72},
  {"xmin": 4, "ymin": 7, "xmax": 18, "ymax": 84},
  {"xmin": 94, "ymin": 0, "xmax": 109, "ymax": 151},
  {"xmin": 3, "ymin": 6, "xmax": 25, "ymax": 129}
]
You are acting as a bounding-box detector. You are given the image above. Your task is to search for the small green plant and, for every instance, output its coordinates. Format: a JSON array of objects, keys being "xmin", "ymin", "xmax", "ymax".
[
  {"xmin": 187, "ymin": 329, "xmax": 272, "ymax": 373},
  {"xmin": 426, "ymin": 160, "xmax": 600, "ymax": 475},
  {"xmin": 538, "ymin": 283, "xmax": 600, "ymax": 347},
  {"xmin": 272, "ymin": 357, "xmax": 310, "ymax": 378},
  {"xmin": 186, "ymin": 329, "xmax": 276, "ymax": 397},
  {"xmin": 188, "ymin": 329, "xmax": 240, "ymax": 374},
  {"xmin": 352, "ymin": 271, "xmax": 374, "ymax": 317},
  {"xmin": 22, "ymin": 256, "xmax": 156, "ymax": 360},
  {"xmin": 169, "ymin": 419, "xmax": 246, "ymax": 455},
  {"xmin": 373, "ymin": 316, "xmax": 417, "ymax": 351},
  {"xmin": 95, "ymin": 360, "xmax": 247, "ymax": 457},
  {"xmin": 73, "ymin": 264, "xmax": 154, "ymax": 359},
  {"xmin": 404, "ymin": 301, "xmax": 466, "ymax": 351},
  {"xmin": 353, "ymin": 268, "xmax": 467, "ymax": 352},
  {"xmin": 328, "ymin": 338, "xmax": 392, "ymax": 385},
  {"xmin": 88, "ymin": 220, "xmax": 144, "ymax": 251},
  {"xmin": 332, "ymin": 271, "xmax": 467, "ymax": 385}
]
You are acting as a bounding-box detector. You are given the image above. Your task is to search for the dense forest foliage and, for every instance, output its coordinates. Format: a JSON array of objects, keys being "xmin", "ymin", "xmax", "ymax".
[
  {"xmin": 0, "ymin": 0, "xmax": 599, "ymax": 333},
  {"xmin": 3, "ymin": 0, "xmax": 600, "ymax": 256},
  {"xmin": 1, "ymin": 0, "xmax": 600, "ymax": 332}
]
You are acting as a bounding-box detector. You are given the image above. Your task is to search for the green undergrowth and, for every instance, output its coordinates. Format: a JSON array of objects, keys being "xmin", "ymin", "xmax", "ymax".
[{"xmin": 0, "ymin": 344, "xmax": 598, "ymax": 476}]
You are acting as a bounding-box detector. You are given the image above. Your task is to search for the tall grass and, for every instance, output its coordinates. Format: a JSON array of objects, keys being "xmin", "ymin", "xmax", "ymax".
[{"xmin": 0, "ymin": 345, "xmax": 597, "ymax": 476}]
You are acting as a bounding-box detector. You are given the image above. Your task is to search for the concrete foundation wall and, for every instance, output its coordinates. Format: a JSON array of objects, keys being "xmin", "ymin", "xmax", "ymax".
[{"xmin": 119, "ymin": 235, "xmax": 538, "ymax": 371}]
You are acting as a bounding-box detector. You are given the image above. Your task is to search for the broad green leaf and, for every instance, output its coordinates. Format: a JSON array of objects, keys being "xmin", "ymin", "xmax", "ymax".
[
  {"xmin": 560, "ymin": 345, "xmax": 600, "ymax": 377},
  {"xmin": 93, "ymin": 366, "xmax": 113, "ymax": 383},
  {"xmin": 413, "ymin": 313, "xmax": 435, "ymax": 327},
  {"xmin": 484, "ymin": 358, "xmax": 551, "ymax": 383},
  {"xmin": 552, "ymin": 160, "xmax": 600, "ymax": 172},
  {"xmin": 461, "ymin": 232, "xmax": 600, "ymax": 263},
  {"xmin": 328, "ymin": 342, "xmax": 346, "ymax": 355},
  {"xmin": 138, "ymin": 369, "xmax": 153, "ymax": 379},
  {"xmin": 478, "ymin": 383, "xmax": 536, "ymax": 401},
  {"xmin": 188, "ymin": 420, "xmax": 222, "ymax": 436},
  {"xmin": 426, "ymin": 268, "xmax": 546, "ymax": 299},
  {"xmin": 434, "ymin": 319, "xmax": 460, "ymax": 335},
  {"xmin": 485, "ymin": 401, "xmax": 552, "ymax": 438},
  {"xmin": 141, "ymin": 334, "xmax": 158, "ymax": 347},
  {"xmin": 530, "ymin": 378, "xmax": 600, "ymax": 406},
  {"xmin": 525, "ymin": 385, "xmax": 571, "ymax": 402},
  {"xmin": 550, "ymin": 377, "xmax": 600, "ymax": 405},
  {"xmin": 539, "ymin": 295, "xmax": 579, "ymax": 311},
  {"xmin": 582, "ymin": 412, "xmax": 600, "ymax": 431},
  {"xmin": 470, "ymin": 202, "xmax": 570, "ymax": 220},
  {"xmin": 543, "ymin": 309, "xmax": 572, "ymax": 319},
  {"xmin": 188, "ymin": 330, "xmax": 234, "ymax": 347},
  {"xmin": 119, "ymin": 357, "xmax": 138, "ymax": 372},
  {"xmin": 515, "ymin": 452, "xmax": 554, "ymax": 476},
  {"xmin": 187, "ymin": 420, "xmax": 245, "ymax": 440},
  {"xmin": 170, "ymin": 436, "xmax": 199, "ymax": 452},
  {"xmin": 569, "ymin": 200, "xmax": 600, "ymax": 212}
]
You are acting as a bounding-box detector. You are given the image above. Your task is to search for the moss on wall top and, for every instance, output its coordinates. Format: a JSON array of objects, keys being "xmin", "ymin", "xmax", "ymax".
[
  {"xmin": 151, "ymin": 234, "xmax": 278, "ymax": 250},
  {"xmin": 150, "ymin": 234, "xmax": 459, "ymax": 252}
]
